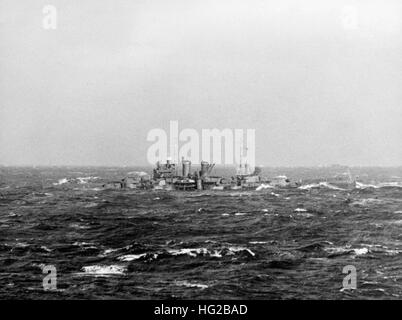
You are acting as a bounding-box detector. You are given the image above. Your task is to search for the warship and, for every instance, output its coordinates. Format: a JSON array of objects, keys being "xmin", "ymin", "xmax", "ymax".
[{"xmin": 102, "ymin": 155, "xmax": 299, "ymax": 191}]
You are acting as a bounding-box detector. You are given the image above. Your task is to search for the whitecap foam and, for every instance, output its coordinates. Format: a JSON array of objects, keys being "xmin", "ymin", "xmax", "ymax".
[
  {"xmin": 299, "ymin": 182, "xmax": 344, "ymax": 191},
  {"xmin": 69, "ymin": 223, "xmax": 90, "ymax": 229},
  {"xmin": 117, "ymin": 253, "xmax": 147, "ymax": 261},
  {"xmin": 235, "ymin": 212, "xmax": 247, "ymax": 216},
  {"xmin": 81, "ymin": 265, "xmax": 126, "ymax": 276},
  {"xmin": 355, "ymin": 182, "xmax": 379, "ymax": 189},
  {"xmin": 99, "ymin": 245, "xmax": 134, "ymax": 257},
  {"xmin": 84, "ymin": 202, "xmax": 98, "ymax": 208},
  {"xmin": 356, "ymin": 181, "xmax": 402, "ymax": 189},
  {"xmin": 296, "ymin": 212, "xmax": 314, "ymax": 218},
  {"xmin": 384, "ymin": 249, "xmax": 400, "ymax": 256},
  {"xmin": 175, "ymin": 280, "xmax": 208, "ymax": 290},
  {"xmin": 14, "ymin": 242, "xmax": 29, "ymax": 248},
  {"xmin": 77, "ymin": 177, "xmax": 89, "ymax": 184},
  {"xmin": 73, "ymin": 241, "xmax": 96, "ymax": 247},
  {"xmin": 101, "ymin": 248, "xmax": 120, "ymax": 256},
  {"xmin": 77, "ymin": 176, "xmax": 99, "ymax": 184},
  {"xmin": 264, "ymin": 213, "xmax": 279, "ymax": 216},
  {"xmin": 353, "ymin": 248, "xmax": 369, "ymax": 255},
  {"xmin": 168, "ymin": 248, "xmax": 208, "ymax": 257},
  {"xmin": 256, "ymin": 184, "xmax": 274, "ymax": 191},
  {"xmin": 299, "ymin": 183, "xmax": 321, "ymax": 190},
  {"xmin": 53, "ymin": 178, "xmax": 69, "ymax": 186},
  {"xmin": 378, "ymin": 182, "xmax": 402, "ymax": 188},
  {"xmin": 166, "ymin": 246, "xmax": 255, "ymax": 258},
  {"xmin": 351, "ymin": 198, "xmax": 383, "ymax": 206},
  {"xmin": 209, "ymin": 250, "xmax": 223, "ymax": 258},
  {"xmin": 228, "ymin": 246, "xmax": 256, "ymax": 257},
  {"xmin": 40, "ymin": 246, "xmax": 52, "ymax": 252},
  {"xmin": 325, "ymin": 246, "xmax": 369, "ymax": 256}
]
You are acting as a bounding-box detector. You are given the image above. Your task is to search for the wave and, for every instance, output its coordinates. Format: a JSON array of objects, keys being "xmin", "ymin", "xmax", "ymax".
[
  {"xmin": 118, "ymin": 253, "xmax": 156, "ymax": 261},
  {"xmin": 80, "ymin": 265, "xmax": 126, "ymax": 276},
  {"xmin": 167, "ymin": 246, "xmax": 256, "ymax": 258},
  {"xmin": 356, "ymin": 181, "xmax": 402, "ymax": 189},
  {"xmin": 359, "ymin": 244, "xmax": 401, "ymax": 256},
  {"xmin": 77, "ymin": 176, "xmax": 99, "ymax": 184},
  {"xmin": 84, "ymin": 187, "xmax": 103, "ymax": 191},
  {"xmin": 53, "ymin": 177, "xmax": 99, "ymax": 186},
  {"xmin": 98, "ymin": 245, "xmax": 134, "ymax": 258},
  {"xmin": 227, "ymin": 246, "xmax": 256, "ymax": 257},
  {"xmin": 53, "ymin": 178, "xmax": 69, "ymax": 186},
  {"xmin": 221, "ymin": 212, "xmax": 252, "ymax": 216},
  {"xmin": 168, "ymin": 248, "xmax": 209, "ymax": 257},
  {"xmin": 69, "ymin": 223, "xmax": 90, "ymax": 229},
  {"xmin": 113, "ymin": 246, "xmax": 256, "ymax": 262},
  {"xmin": 265, "ymin": 251, "xmax": 303, "ymax": 269},
  {"xmin": 293, "ymin": 208, "xmax": 314, "ymax": 217},
  {"xmin": 40, "ymin": 246, "xmax": 52, "ymax": 252},
  {"xmin": 377, "ymin": 182, "xmax": 402, "ymax": 188},
  {"xmin": 175, "ymin": 280, "xmax": 208, "ymax": 290},
  {"xmin": 84, "ymin": 202, "xmax": 98, "ymax": 208},
  {"xmin": 324, "ymin": 246, "xmax": 369, "ymax": 257},
  {"xmin": 351, "ymin": 198, "xmax": 383, "ymax": 206},
  {"xmin": 298, "ymin": 180, "xmax": 402, "ymax": 191},
  {"xmin": 299, "ymin": 182, "xmax": 345, "ymax": 190},
  {"xmin": 256, "ymin": 184, "xmax": 274, "ymax": 191},
  {"xmin": 296, "ymin": 212, "xmax": 314, "ymax": 218},
  {"xmin": 72, "ymin": 242, "xmax": 98, "ymax": 250}
]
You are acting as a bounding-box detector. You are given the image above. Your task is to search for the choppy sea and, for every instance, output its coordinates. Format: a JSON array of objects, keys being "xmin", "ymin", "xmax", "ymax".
[{"xmin": 1, "ymin": 166, "xmax": 402, "ymax": 299}]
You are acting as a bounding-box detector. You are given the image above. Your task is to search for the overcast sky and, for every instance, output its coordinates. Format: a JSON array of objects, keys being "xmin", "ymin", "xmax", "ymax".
[{"xmin": 0, "ymin": 0, "xmax": 401, "ymax": 166}]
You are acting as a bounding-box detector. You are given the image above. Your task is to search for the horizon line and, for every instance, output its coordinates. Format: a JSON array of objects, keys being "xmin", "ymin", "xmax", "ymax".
[{"xmin": 1, "ymin": 164, "xmax": 401, "ymax": 169}]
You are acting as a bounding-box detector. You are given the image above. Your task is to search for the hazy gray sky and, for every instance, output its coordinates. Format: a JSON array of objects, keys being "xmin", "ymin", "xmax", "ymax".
[{"xmin": 0, "ymin": 0, "xmax": 401, "ymax": 166}]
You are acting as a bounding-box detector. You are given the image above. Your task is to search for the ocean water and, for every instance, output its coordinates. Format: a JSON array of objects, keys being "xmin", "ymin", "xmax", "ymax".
[{"xmin": 1, "ymin": 166, "xmax": 402, "ymax": 299}]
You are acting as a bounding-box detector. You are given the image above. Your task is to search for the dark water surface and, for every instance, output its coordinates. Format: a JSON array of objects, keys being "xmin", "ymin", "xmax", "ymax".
[{"xmin": 1, "ymin": 167, "xmax": 402, "ymax": 299}]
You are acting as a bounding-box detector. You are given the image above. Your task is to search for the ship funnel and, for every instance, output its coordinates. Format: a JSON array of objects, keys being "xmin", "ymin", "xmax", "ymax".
[
  {"xmin": 182, "ymin": 160, "xmax": 191, "ymax": 177},
  {"xmin": 200, "ymin": 161, "xmax": 214, "ymax": 178}
]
